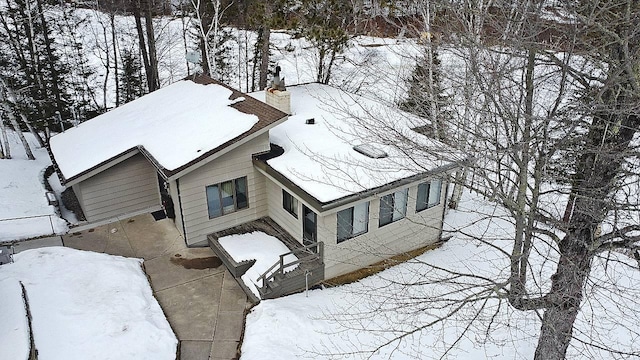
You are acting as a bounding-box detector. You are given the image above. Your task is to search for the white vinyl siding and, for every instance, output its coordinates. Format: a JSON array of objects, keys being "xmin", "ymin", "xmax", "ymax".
[
  {"xmin": 178, "ymin": 133, "xmax": 270, "ymax": 246},
  {"xmin": 76, "ymin": 153, "xmax": 160, "ymax": 221},
  {"xmin": 317, "ymin": 176, "xmax": 449, "ymax": 279},
  {"xmin": 265, "ymin": 181, "xmax": 303, "ymax": 244}
]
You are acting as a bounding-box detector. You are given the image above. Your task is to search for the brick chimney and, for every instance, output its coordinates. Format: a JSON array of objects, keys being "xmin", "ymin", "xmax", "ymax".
[
  {"xmin": 265, "ymin": 89, "xmax": 291, "ymax": 115},
  {"xmin": 265, "ymin": 66, "xmax": 291, "ymax": 115}
]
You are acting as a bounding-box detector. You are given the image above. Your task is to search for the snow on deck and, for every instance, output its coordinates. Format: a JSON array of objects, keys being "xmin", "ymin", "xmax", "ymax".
[
  {"xmin": 251, "ymin": 84, "xmax": 461, "ymax": 203},
  {"xmin": 49, "ymin": 80, "xmax": 259, "ymax": 180},
  {"xmin": 218, "ymin": 232, "xmax": 298, "ymax": 298},
  {"xmin": 0, "ymin": 247, "xmax": 177, "ymax": 360},
  {"xmin": 0, "ymin": 278, "xmax": 30, "ymax": 360}
]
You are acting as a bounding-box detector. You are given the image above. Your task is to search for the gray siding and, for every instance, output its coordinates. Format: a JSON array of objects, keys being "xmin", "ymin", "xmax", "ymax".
[
  {"xmin": 77, "ymin": 153, "xmax": 160, "ymax": 221},
  {"xmin": 317, "ymin": 177, "xmax": 447, "ymax": 279},
  {"xmin": 179, "ymin": 133, "xmax": 270, "ymax": 246}
]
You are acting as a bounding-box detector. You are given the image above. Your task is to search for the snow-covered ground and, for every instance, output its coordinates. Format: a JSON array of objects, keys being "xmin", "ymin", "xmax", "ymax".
[
  {"xmin": 219, "ymin": 232, "xmax": 298, "ymax": 298},
  {"xmin": 66, "ymin": 5, "xmax": 421, "ymax": 109},
  {"xmin": 0, "ymin": 131, "xmax": 67, "ymax": 242},
  {"xmin": 241, "ymin": 191, "xmax": 640, "ymax": 359},
  {"xmin": 0, "ymin": 278, "xmax": 30, "ymax": 360},
  {"xmin": 0, "ymin": 247, "xmax": 177, "ymax": 360}
]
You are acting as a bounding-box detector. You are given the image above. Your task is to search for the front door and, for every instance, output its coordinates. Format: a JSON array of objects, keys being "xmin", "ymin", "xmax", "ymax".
[{"xmin": 302, "ymin": 205, "xmax": 317, "ymax": 251}]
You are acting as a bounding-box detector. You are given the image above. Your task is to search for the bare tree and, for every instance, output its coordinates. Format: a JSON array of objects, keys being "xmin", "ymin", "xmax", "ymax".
[
  {"xmin": 190, "ymin": 0, "xmax": 233, "ymax": 77},
  {"xmin": 316, "ymin": 0, "xmax": 640, "ymax": 359},
  {"xmin": 143, "ymin": 0, "xmax": 160, "ymax": 90},
  {"xmin": 0, "ymin": 78, "xmax": 34, "ymax": 160},
  {"xmin": 0, "ymin": 112, "xmax": 10, "ymax": 159}
]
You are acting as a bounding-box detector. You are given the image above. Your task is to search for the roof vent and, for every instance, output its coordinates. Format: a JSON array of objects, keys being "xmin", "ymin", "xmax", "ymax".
[
  {"xmin": 353, "ymin": 144, "xmax": 388, "ymax": 159},
  {"xmin": 306, "ymin": 118, "xmax": 315, "ymax": 125}
]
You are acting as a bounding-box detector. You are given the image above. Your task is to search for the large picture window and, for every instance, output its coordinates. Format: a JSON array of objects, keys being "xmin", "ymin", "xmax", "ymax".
[
  {"xmin": 337, "ymin": 202, "xmax": 369, "ymax": 243},
  {"xmin": 282, "ymin": 189, "xmax": 299, "ymax": 218},
  {"xmin": 416, "ymin": 179, "xmax": 442, "ymax": 212},
  {"xmin": 379, "ymin": 189, "xmax": 408, "ymax": 227},
  {"xmin": 206, "ymin": 177, "xmax": 248, "ymax": 218}
]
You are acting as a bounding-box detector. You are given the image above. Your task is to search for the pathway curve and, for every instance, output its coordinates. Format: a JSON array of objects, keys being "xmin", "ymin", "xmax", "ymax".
[{"xmin": 63, "ymin": 213, "xmax": 249, "ymax": 360}]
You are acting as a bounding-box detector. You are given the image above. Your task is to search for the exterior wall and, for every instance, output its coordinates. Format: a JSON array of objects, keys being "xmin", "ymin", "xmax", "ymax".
[
  {"xmin": 168, "ymin": 179, "xmax": 184, "ymax": 237},
  {"xmin": 263, "ymin": 174, "xmax": 449, "ymax": 279},
  {"xmin": 75, "ymin": 153, "xmax": 160, "ymax": 221},
  {"xmin": 179, "ymin": 133, "xmax": 270, "ymax": 246},
  {"xmin": 317, "ymin": 177, "xmax": 448, "ymax": 279},
  {"xmin": 265, "ymin": 179, "xmax": 304, "ymax": 243}
]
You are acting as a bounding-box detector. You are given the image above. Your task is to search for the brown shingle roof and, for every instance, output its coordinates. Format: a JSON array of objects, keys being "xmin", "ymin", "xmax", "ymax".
[
  {"xmin": 53, "ymin": 74, "xmax": 287, "ymax": 184},
  {"xmin": 160, "ymin": 75, "xmax": 288, "ymax": 178}
]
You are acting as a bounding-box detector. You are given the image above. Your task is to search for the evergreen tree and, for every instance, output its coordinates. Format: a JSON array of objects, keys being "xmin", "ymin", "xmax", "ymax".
[
  {"xmin": 0, "ymin": 0, "xmax": 75, "ymax": 131},
  {"xmin": 118, "ymin": 48, "xmax": 145, "ymax": 104},
  {"xmin": 297, "ymin": 0, "xmax": 352, "ymax": 84},
  {"xmin": 400, "ymin": 45, "xmax": 451, "ymax": 140}
]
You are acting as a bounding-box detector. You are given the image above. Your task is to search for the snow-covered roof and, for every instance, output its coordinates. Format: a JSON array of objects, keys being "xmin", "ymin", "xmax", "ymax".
[
  {"xmin": 250, "ymin": 84, "xmax": 465, "ymax": 204},
  {"xmin": 50, "ymin": 77, "xmax": 286, "ymax": 182}
]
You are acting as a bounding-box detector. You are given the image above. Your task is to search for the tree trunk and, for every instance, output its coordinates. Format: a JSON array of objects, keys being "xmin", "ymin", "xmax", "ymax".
[
  {"xmin": 534, "ymin": 66, "xmax": 640, "ymax": 358},
  {"xmin": 36, "ymin": 0, "xmax": 63, "ymax": 114},
  {"xmin": 3, "ymin": 104, "xmax": 34, "ymax": 160},
  {"xmin": 534, "ymin": 234, "xmax": 591, "ymax": 360},
  {"xmin": 179, "ymin": 2, "xmax": 191, "ymax": 75},
  {"xmin": 144, "ymin": 0, "xmax": 160, "ymax": 91},
  {"xmin": 317, "ymin": 47, "xmax": 326, "ymax": 83},
  {"xmin": 133, "ymin": 1, "xmax": 152, "ymax": 92},
  {"xmin": 448, "ymin": 168, "xmax": 466, "ymax": 209},
  {"xmin": 110, "ymin": 13, "xmax": 120, "ymax": 107},
  {"xmin": 258, "ymin": 26, "xmax": 270, "ymax": 90},
  {"xmin": 101, "ymin": 23, "xmax": 109, "ymax": 110},
  {"xmin": 200, "ymin": 38, "xmax": 210, "ymax": 75},
  {"xmin": 0, "ymin": 115, "xmax": 10, "ymax": 159},
  {"xmin": 20, "ymin": 113, "xmax": 44, "ymax": 148},
  {"xmin": 323, "ymin": 49, "xmax": 337, "ymax": 84},
  {"xmin": 22, "ymin": 0, "xmax": 46, "ymax": 119}
]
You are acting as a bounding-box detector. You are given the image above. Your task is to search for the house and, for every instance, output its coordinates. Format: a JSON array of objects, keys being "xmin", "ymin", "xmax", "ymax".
[{"xmin": 48, "ymin": 74, "xmax": 464, "ymax": 297}]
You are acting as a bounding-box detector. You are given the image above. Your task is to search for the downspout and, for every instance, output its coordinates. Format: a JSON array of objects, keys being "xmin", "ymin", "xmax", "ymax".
[
  {"xmin": 176, "ymin": 178, "xmax": 189, "ymax": 247},
  {"xmin": 438, "ymin": 178, "xmax": 451, "ymax": 242}
]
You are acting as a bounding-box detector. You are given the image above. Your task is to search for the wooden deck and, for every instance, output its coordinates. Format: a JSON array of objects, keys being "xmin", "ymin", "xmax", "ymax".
[{"xmin": 208, "ymin": 217, "xmax": 325, "ymax": 301}]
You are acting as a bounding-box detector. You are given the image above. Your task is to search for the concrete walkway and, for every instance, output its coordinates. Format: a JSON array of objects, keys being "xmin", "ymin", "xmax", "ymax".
[{"xmin": 62, "ymin": 213, "xmax": 249, "ymax": 360}]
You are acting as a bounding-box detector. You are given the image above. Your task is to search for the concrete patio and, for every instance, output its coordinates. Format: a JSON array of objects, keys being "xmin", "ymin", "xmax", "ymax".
[{"xmin": 62, "ymin": 213, "xmax": 249, "ymax": 360}]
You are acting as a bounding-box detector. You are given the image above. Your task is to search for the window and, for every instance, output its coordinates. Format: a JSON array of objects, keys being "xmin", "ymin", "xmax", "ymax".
[
  {"xmin": 337, "ymin": 202, "xmax": 369, "ymax": 242},
  {"xmin": 206, "ymin": 177, "xmax": 248, "ymax": 218},
  {"xmin": 282, "ymin": 189, "xmax": 298, "ymax": 218},
  {"xmin": 379, "ymin": 189, "xmax": 408, "ymax": 227},
  {"xmin": 416, "ymin": 179, "xmax": 442, "ymax": 212}
]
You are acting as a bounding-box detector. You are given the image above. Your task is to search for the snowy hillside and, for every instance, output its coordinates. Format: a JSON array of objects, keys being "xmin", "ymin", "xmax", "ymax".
[{"xmin": 242, "ymin": 191, "xmax": 640, "ymax": 359}]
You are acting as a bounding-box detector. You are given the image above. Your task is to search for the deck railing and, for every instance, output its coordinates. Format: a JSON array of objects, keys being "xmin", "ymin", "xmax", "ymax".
[{"xmin": 257, "ymin": 241, "xmax": 324, "ymax": 291}]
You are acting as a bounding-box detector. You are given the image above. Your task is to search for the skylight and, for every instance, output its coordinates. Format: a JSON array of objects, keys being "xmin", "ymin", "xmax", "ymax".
[{"xmin": 353, "ymin": 144, "xmax": 388, "ymax": 159}]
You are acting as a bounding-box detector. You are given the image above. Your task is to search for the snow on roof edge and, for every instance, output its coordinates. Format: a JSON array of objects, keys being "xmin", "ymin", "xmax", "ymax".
[{"xmin": 50, "ymin": 76, "xmax": 286, "ymax": 182}]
